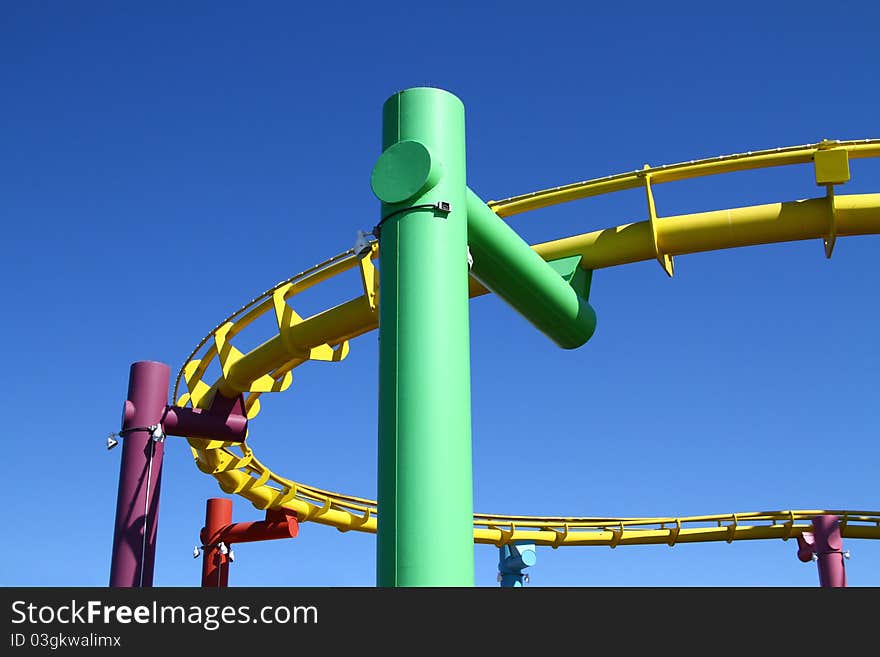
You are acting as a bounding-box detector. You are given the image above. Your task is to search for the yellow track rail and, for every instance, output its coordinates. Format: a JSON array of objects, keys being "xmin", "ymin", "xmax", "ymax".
[{"xmin": 174, "ymin": 139, "xmax": 880, "ymax": 547}]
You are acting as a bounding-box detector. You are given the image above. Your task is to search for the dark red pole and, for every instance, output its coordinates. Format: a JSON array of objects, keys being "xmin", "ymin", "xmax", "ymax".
[
  {"xmin": 812, "ymin": 515, "xmax": 847, "ymax": 587},
  {"xmin": 109, "ymin": 361, "xmax": 170, "ymax": 587},
  {"xmin": 796, "ymin": 514, "xmax": 847, "ymax": 587},
  {"xmin": 201, "ymin": 498, "xmax": 233, "ymax": 587}
]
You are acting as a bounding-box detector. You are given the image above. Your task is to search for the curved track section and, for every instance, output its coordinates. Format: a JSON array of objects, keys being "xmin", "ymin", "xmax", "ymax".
[{"xmin": 175, "ymin": 139, "xmax": 880, "ymax": 547}]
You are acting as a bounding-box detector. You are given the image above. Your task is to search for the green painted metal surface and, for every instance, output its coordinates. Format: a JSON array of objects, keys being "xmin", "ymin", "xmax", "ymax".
[
  {"xmin": 547, "ymin": 254, "xmax": 593, "ymax": 300},
  {"xmin": 371, "ymin": 139, "xmax": 442, "ymax": 204},
  {"xmin": 373, "ymin": 87, "xmax": 475, "ymax": 586},
  {"xmin": 466, "ymin": 188, "xmax": 597, "ymax": 349}
]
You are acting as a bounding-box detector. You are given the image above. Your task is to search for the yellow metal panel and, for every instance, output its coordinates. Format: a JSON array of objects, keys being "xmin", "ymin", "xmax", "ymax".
[
  {"xmin": 814, "ymin": 147, "xmax": 850, "ymax": 185},
  {"xmin": 834, "ymin": 193, "xmax": 880, "ymax": 234}
]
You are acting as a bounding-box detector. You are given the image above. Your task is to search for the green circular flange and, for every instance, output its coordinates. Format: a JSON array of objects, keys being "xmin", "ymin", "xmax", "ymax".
[{"xmin": 370, "ymin": 140, "xmax": 442, "ymax": 204}]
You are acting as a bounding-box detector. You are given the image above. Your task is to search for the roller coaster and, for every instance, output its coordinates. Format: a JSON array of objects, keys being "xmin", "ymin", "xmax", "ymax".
[{"xmin": 108, "ymin": 88, "xmax": 880, "ymax": 587}]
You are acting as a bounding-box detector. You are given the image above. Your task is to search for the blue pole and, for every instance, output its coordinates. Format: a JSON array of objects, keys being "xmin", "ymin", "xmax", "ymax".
[{"xmin": 498, "ymin": 542, "xmax": 537, "ymax": 587}]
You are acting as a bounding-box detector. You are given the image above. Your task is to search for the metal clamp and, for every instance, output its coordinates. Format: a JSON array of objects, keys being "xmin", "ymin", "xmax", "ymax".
[
  {"xmin": 193, "ymin": 541, "xmax": 234, "ymax": 562},
  {"xmin": 372, "ymin": 201, "xmax": 453, "ymax": 238},
  {"xmin": 106, "ymin": 424, "xmax": 165, "ymax": 450}
]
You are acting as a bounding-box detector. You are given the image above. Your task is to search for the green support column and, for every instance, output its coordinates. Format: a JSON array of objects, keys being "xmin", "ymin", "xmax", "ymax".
[{"xmin": 371, "ymin": 87, "xmax": 474, "ymax": 586}]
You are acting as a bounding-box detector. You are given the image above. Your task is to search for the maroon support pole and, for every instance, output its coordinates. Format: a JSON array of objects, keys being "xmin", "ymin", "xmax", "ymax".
[
  {"xmin": 109, "ymin": 361, "xmax": 171, "ymax": 587},
  {"xmin": 812, "ymin": 515, "xmax": 847, "ymax": 587},
  {"xmin": 201, "ymin": 498, "xmax": 233, "ymax": 588},
  {"xmin": 796, "ymin": 514, "xmax": 847, "ymax": 587}
]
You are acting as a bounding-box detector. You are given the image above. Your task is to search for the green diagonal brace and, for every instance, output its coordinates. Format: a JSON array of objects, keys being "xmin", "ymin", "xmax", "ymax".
[{"xmin": 466, "ymin": 188, "xmax": 597, "ymax": 349}]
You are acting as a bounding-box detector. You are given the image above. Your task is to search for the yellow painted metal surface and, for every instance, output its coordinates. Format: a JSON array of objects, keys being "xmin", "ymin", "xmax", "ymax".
[
  {"xmin": 529, "ymin": 193, "xmax": 880, "ymax": 270},
  {"xmin": 814, "ymin": 147, "xmax": 850, "ymax": 185},
  {"xmin": 486, "ymin": 139, "xmax": 879, "ymax": 218},
  {"xmin": 174, "ymin": 138, "xmax": 880, "ymax": 548},
  {"xmin": 642, "ymin": 167, "xmax": 674, "ymax": 277}
]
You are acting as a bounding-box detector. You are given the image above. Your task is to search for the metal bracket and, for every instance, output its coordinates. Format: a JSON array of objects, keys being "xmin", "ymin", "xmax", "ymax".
[
  {"xmin": 667, "ymin": 518, "xmax": 681, "ymax": 547},
  {"xmin": 354, "ymin": 230, "xmax": 374, "ymax": 257},
  {"xmin": 643, "ymin": 165, "xmax": 674, "ymax": 277},
  {"xmin": 550, "ymin": 523, "xmax": 569, "ymax": 549},
  {"xmin": 215, "ymin": 321, "xmax": 293, "ymax": 393},
  {"xmin": 272, "ymin": 284, "xmax": 350, "ymax": 362},
  {"xmin": 358, "ymin": 243, "xmax": 380, "ymax": 313},
  {"xmin": 726, "ymin": 514, "xmax": 738, "ymax": 544},
  {"xmin": 179, "ymin": 360, "xmax": 213, "ymax": 409},
  {"xmin": 824, "ymin": 184, "xmax": 838, "ymax": 259},
  {"xmin": 106, "ymin": 423, "xmax": 165, "ymax": 450}
]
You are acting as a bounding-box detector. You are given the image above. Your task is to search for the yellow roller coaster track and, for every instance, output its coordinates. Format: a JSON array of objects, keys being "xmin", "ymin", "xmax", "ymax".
[{"xmin": 173, "ymin": 138, "xmax": 880, "ymax": 548}]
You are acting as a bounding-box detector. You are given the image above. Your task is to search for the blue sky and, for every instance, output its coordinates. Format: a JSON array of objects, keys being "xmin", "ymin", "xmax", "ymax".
[{"xmin": 2, "ymin": 2, "xmax": 878, "ymax": 587}]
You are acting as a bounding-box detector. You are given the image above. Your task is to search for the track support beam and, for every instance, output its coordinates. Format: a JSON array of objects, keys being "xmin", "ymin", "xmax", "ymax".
[
  {"xmin": 201, "ymin": 498, "xmax": 233, "ymax": 587},
  {"xmin": 372, "ymin": 87, "xmax": 474, "ymax": 586},
  {"xmin": 498, "ymin": 542, "xmax": 537, "ymax": 587},
  {"xmin": 109, "ymin": 361, "xmax": 248, "ymax": 587},
  {"xmin": 109, "ymin": 361, "xmax": 170, "ymax": 587},
  {"xmin": 796, "ymin": 514, "xmax": 848, "ymax": 587},
  {"xmin": 466, "ymin": 188, "xmax": 597, "ymax": 349}
]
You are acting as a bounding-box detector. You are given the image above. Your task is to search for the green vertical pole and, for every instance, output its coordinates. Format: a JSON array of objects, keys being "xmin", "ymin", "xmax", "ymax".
[{"xmin": 371, "ymin": 87, "xmax": 474, "ymax": 586}]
